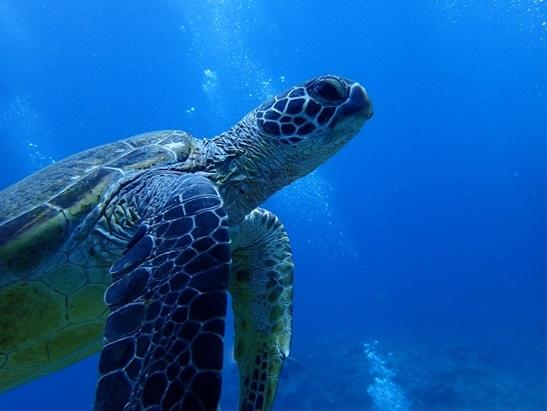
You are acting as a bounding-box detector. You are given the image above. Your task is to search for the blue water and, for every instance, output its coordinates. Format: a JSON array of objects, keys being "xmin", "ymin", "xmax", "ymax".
[{"xmin": 1, "ymin": 1, "xmax": 546, "ymax": 410}]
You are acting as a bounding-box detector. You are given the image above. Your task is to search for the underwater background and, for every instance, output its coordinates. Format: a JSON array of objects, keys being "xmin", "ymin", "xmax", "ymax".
[{"xmin": 1, "ymin": 0, "xmax": 546, "ymax": 410}]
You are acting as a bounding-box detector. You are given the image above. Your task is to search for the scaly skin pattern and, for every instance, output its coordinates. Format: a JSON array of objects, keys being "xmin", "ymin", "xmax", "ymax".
[
  {"xmin": 94, "ymin": 173, "xmax": 231, "ymax": 411},
  {"xmin": 0, "ymin": 76, "xmax": 373, "ymax": 405},
  {"xmin": 230, "ymin": 208, "xmax": 294, "ymax": 411}
]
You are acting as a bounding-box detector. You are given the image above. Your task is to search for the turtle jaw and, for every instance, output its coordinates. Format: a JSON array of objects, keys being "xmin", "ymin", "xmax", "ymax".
[
  {"xmin": 325, "ymin": 82, "xmax": 373, "ymax": 141},
  {"xmin": 338, "ymin": 81, "xmax": 373, "ymax": 121},
  {"xmin": 313, "ymin": 82, "xmax": 373, "ymax": 160}
]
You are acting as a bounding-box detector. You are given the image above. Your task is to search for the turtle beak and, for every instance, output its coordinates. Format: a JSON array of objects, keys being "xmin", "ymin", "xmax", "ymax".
[
  {"xmin": 339, "ymin": 83, "xmax": 373, "ymax": 121},
  {"xmin": 327, "ymin": 82, "xmax": 373, "ymax": 142}
]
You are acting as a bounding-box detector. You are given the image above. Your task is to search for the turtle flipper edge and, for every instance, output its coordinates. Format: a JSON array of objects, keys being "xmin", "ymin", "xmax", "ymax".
[
  {"xmin": 94, "ymin": 173, "xmax": 231, "ymax": 411},
  {"xmin": 230, "ymin": 208, "xmax": 294, "ymax": 411}
]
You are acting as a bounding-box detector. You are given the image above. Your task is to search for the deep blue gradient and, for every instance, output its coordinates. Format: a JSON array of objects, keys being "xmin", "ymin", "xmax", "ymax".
[{"xmin": 1, "ymin": 1, "xmax": 546, "ymax": 410}]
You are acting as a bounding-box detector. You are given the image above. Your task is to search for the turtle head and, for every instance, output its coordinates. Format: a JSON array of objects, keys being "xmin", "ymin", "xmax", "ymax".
[
  {"xmin": 255, "ymin": 75, "xmax": 373, "ymax": 179},
  {"xmin": 208, "ymin": 75, "xmax": 372, "ymax": 223}
]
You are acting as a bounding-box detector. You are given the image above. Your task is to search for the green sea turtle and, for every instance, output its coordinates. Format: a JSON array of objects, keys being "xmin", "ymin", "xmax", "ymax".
[{"xmin": 0, "ymin": 75, "xmax": 372, "ymax": 410}]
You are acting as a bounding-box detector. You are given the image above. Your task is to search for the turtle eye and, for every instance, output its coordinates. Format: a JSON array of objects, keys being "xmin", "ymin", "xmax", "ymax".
[{"xmin": 311, "ymin": 77, "xmax": 347, "ymax": 103}]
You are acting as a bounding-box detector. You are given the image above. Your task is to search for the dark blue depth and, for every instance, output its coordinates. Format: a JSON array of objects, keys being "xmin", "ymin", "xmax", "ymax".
[{"xmin": 0, "ymin": 1, "xmax": 546, "ymax": 410}]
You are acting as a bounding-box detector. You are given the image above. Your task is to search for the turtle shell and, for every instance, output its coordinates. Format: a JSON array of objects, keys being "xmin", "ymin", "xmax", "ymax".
[
  {"xmin": 0, "ymin": 130, "xmax": 195, "ymax": 278},
  {"xmin": 0, "ymin": 130, "xmax": 199, "ymax": 390}
]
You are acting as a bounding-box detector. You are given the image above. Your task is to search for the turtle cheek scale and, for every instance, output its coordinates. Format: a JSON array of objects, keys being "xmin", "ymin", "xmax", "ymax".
[{"xmin": 256, "ymin": 97, "xmax": 326, "ymax": 145}]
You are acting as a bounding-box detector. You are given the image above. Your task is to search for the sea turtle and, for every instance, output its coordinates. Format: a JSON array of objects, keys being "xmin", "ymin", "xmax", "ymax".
[{"xmin": 0, "ymin": 75, "xmax": 372, "ymax": 410}]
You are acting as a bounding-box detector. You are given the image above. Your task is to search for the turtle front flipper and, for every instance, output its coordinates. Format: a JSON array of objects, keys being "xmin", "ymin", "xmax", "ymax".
[
  {"xmin": 94, "ymin": 173, "xmax": 231, "ymax": 411},
  {"xmin": 230, "ymin": 208, "xmax": 294, "ymax": 411}
]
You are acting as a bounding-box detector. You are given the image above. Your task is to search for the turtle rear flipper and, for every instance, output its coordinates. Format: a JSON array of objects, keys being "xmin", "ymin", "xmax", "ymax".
[
  {"xmin": 94, "ymin": 173, "xmax": 230, "ymax": 411},
  {"xmin": 230, "ymin": 208, "xmax": 294, "ymax": 411}
]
